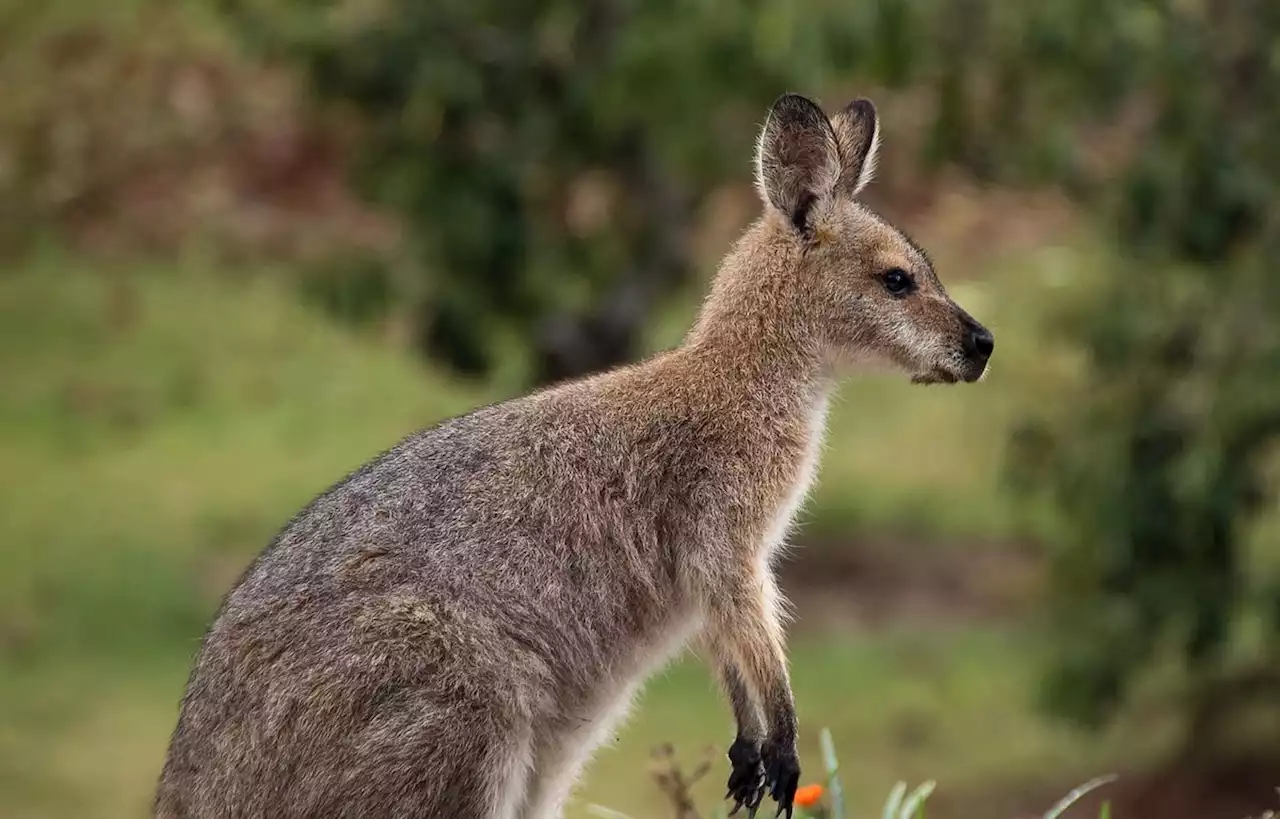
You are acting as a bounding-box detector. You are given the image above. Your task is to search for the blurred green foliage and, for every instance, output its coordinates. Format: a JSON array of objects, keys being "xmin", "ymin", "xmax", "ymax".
[
  {"xmin": 224, "ymin": 0, "xmax": 866, "ymax": 382},
  {"xmin": 1001, "ymin": 0, "xmax": 1280, "ymax": 731}
]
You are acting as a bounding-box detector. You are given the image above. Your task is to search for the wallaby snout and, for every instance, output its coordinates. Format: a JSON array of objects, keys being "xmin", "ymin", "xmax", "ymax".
[
  {"xmin": 905, "ymin": 303, "xmax": 993, "ymax": 385},
  {"xmin": 959, "ymin": 311, "xmax": 994, "ymax": 382}
]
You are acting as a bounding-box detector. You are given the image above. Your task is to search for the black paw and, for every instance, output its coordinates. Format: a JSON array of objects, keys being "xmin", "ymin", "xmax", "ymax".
[
  {"xmin": 761, "ymin": 738, "xmax": 800, "ymax": 818},
  {"xmin": 724, "ymin": 735, "xmax": 765, "ymax": 816}
]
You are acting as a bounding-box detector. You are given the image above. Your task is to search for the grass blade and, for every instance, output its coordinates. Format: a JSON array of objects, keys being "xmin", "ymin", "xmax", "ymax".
[
  {"xmin": 586, "ymin": 806, "xmax": 637, "ymax": 819},
  {"xmin": 819, "ymin": 727, "xmax": 846, "ymax": 819},
  {"xmin": 899, "ymin": 781, "xmax": 936, "ymax": 819},
  {"xmin": 882, "ymin": 781, "xmax": 907, "ymax": 819},
  {"xmin": 1041, "ymin": 774, "xmax": 1119, "ymax": 819}
]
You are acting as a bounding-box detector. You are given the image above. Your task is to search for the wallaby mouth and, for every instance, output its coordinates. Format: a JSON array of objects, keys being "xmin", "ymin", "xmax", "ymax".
[
  {"xmin": 911, "ymin": 368, "xmax": 961, "ymax": 385},
  {"xmin": 911, "ymin": 354, "xmax": 988, "ymax": 385}
]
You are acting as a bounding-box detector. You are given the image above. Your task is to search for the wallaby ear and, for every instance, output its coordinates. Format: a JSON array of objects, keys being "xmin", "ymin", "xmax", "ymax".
[
  {"xmin": 755, "ymin": 94, "xmax": 841, "ymax": 234},
  {"xmin": 829, "ymin": 98, "xmax": 880, "ymax": 198}
]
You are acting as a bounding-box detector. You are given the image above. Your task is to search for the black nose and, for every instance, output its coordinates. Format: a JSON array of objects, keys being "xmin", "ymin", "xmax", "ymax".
[{"xmin": 966, "ymin": 324, "xmax": 994, "ymax": 360}]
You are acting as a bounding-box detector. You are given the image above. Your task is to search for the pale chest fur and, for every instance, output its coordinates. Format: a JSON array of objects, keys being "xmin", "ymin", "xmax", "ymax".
[{"xmin": 761, "ymin": 394, "xmax": 831, "ymax": 558}]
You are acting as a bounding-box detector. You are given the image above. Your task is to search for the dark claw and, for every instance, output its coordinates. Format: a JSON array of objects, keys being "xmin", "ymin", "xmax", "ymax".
[
  {"xmin": 725, "ymin": 736, "xmax": 765, "ymax": 818},
  {"xmin": 760, "ymin": 739, "xmax": 800, "ymax": 819}
]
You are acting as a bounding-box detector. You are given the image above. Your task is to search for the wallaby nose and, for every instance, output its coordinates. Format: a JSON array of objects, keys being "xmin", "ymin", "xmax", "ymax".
[{"xmin": 966, "ymin": 324, "xmax": 994, "ymax": 360}]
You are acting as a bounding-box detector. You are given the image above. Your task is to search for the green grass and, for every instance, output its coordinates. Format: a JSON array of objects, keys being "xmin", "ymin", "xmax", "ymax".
[
  {"xmin": 0, "ymin": 256, "xmax": 487, "ymax": 666},
  {"xmin": 0, "ymin": 244, "xmax": 1143, "ymax": 819},
  {"xmin": 568, "ymin": 628, "xmax": 1159, "ymax": 819},
  {"xmin": 586, "ymin": 722, "xmax": 1124, "ymax": 819}
]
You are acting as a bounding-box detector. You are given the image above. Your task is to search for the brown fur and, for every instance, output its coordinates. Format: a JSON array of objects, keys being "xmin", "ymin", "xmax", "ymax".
[{"xmin": 154, "ymin": 94, "xmax": 991, "ymax": 819}]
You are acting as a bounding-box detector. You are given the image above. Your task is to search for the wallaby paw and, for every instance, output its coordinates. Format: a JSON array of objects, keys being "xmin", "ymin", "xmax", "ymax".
[
  {"xmin": 761, "ymin": 739, "xmax": 800, "ymax": 819},
  {"xmin": 725, "ymin": 735, "xmax": 765, "ymax": 817}
]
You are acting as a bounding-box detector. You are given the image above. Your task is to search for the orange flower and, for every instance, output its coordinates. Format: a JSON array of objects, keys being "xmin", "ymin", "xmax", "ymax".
[{"xmin": 794, "ymin": 783, "xmax": 825, "ymax": 808}]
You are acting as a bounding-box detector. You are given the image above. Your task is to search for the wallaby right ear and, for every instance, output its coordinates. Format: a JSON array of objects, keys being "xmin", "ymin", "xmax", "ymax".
[
  {"xmin": 829, "ymin": 98, "xmax": 880, "ymax": 198},
  {"xmin": 755, "ymin": 94, "xmax": 841, "ymax": 234}
]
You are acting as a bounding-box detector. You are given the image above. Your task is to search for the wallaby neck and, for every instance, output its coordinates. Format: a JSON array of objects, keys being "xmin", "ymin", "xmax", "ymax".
[{"xmin": 681, "ymin": 219, "xmax": 832, "ymax": 416}]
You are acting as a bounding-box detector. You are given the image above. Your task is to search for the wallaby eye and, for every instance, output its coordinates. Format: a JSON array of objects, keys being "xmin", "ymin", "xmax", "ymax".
[{"xmin": 883, "ymin": 268, "xmax": 913, "ymax": 296}]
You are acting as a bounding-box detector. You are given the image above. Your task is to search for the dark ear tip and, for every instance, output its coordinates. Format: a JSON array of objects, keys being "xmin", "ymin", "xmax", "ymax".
[
  {"xmin": 772, "ymin": 92, "xmax": 816, "ymax": 108},
  {"xmin": 844, "ymin": 97, "xmax": 875, "ymax": 118},
  {"xmin": 767, "ymin": 93, "xmax": 827, "ymax": 124},
  {"xmin": 842, "ymin": 98, "xmax": 877, "ymax": 120}
]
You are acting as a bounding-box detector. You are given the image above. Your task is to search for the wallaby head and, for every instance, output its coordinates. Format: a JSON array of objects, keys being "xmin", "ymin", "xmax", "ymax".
[{"xmin": 712, "ymin": 93, "xmax": 994, "ymax": 384}]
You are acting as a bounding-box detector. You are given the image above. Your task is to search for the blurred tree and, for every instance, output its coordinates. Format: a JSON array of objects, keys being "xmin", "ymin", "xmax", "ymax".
[
  {"xmin": 225, "ymin": 0, "xmax": 860, "ymax": 383},
  {"xmin": 1003, "ymin": 0, "xmax": 1280, "ymax": 739}
]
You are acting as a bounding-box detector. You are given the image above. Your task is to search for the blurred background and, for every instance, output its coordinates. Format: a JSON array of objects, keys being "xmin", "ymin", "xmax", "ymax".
[{"xmin": 2, "ymin": 0, "xmax": 1278, "ymax": 817}]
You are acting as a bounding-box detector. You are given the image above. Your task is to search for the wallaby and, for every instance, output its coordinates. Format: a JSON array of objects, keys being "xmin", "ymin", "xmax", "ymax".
[{"xmin": 154, "ymin": 93, "xmax": 993, "ymax": 819}]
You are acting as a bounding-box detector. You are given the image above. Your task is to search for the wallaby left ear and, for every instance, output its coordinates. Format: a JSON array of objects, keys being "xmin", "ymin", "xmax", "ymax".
[
  {"xmin": 755, "ymin": 94, "xmax": 841, "ymax": 234},
  {"xmin": 829, "ymin": 98, "xmax": 880, "ymax": 198}
]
